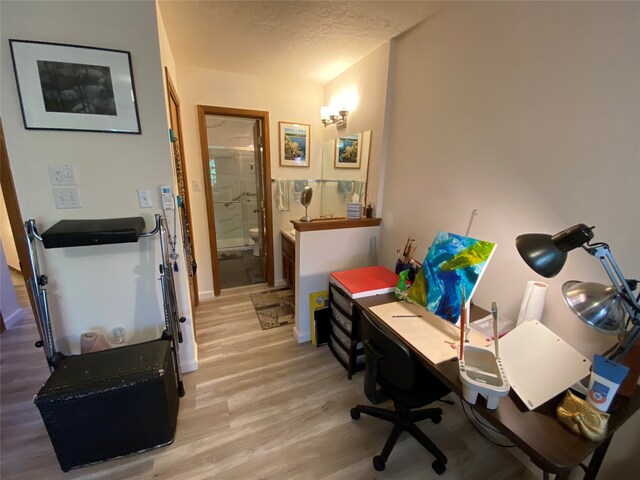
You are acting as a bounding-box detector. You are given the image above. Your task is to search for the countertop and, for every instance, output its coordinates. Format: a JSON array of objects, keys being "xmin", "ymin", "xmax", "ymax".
[
  {"xmin": 291, "ymin": 217, "xmax": 381, "ymax": 232},
  {"xmin": 280, "ymin": 228, "xmax": 295, "ymax": 244}
]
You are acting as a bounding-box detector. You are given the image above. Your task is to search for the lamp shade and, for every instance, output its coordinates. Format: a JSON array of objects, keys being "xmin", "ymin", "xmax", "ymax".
[
  {"xmin": 515, "ymin": 233, "xmax": 567, "ymax": 278},
  {"xmin": 561, "ymin": 281, "xmax": 627, "ymax": 335}
]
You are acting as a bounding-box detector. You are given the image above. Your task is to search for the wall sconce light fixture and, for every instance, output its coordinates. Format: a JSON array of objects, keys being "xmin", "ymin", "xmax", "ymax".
[{"xmin": 321, "ymin": 106, "xmax": 348, "ymax": 129}]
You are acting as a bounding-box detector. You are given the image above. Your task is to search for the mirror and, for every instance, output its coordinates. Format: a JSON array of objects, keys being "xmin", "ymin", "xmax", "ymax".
[
  {"xmin": 300, "ymin": 186, "xmax": 313, "ymax": 222},
  {"xmin": 320, "ymin": 130, "xmax": 371, "ymax": 218}
]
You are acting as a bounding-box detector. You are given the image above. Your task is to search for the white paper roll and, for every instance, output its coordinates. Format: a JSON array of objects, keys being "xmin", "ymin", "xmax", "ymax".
[
  {"xmin": 80, "ymin": 331, "xmax": 110, "ymax": 354},
  {"xmin": 517, "ymin": 280, "xmax": 548, "ymax": 326}
]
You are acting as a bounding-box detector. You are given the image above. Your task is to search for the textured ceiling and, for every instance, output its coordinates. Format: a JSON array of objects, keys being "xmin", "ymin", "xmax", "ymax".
[{"xmin": 158, "ymin": 0, "xmax": 439, "ymax": 84}]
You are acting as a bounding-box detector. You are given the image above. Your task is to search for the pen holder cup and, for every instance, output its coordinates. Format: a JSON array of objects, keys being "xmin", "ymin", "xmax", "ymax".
[
  {"xmin": 459, "ymin": 345, "xmax": 510, "ymax": 409},
  {"xmin": 395, "ymin": 261, "xmax": 416, "ymax": 282}
]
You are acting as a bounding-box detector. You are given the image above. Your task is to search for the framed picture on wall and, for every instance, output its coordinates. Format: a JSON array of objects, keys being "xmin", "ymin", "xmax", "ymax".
[
  {"xmin": 9, "ymin": 39, "xmax": 141, "ymax": 133},
  {"xmin": 335, "ymin": 134, "xmax": 361, "ymax": 168},
  {"xmin": 279, "ymin": 121, "xmax": 310, "ymax": 167}
]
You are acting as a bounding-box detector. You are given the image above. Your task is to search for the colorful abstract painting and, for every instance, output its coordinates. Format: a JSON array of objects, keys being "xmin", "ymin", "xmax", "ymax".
[{"xmin": 423, "ymin": 231, "xmax": 496, "ymax": 324}]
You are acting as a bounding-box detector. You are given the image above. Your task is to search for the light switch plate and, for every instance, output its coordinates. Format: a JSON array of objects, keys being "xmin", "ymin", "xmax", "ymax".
[
  {"xmin": 53, "ymin": 187, "xmax": 81, "ymax": 209},
  {"xmin": 48, "ymin": 164, "xmax": 76, "ymax": 186},
  {"xmin": 192, "ymin": 179, "xmax": 201, "ymax": 192},
  {"xmin": 137, "ymin": 189, "xmax": 153, "ymax": 208}
]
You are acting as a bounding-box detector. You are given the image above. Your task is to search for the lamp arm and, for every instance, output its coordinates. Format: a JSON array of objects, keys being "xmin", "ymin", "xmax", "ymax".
[{"xmin": 586, "ymin": 244, "xmax": 640, "ymax": 323}]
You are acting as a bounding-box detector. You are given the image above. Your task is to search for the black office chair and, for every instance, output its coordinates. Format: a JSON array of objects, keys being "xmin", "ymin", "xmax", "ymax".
[{"xmin": 350, "ymin": 311, "xmax": 451, "ymax": 475}]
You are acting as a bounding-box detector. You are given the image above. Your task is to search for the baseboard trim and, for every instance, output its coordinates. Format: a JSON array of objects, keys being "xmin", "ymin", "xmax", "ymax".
[
  {"xmin": 180, "ymin": 359, "xmax": 199, "ymax": 373},
  {"xmin": 293, "ymin": 325, "xmax": 310, "ymax": 344},
  {"xmin": 199, "ymin": 290, "xmax": 215, "ymax": 301}
]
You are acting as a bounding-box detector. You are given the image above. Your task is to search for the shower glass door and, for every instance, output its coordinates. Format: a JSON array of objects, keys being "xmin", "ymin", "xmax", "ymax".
[
  {"xmin": 210, "ymin": 147, "xmax": 256, "ymax": 250},
  {"xmin": 205, "ymin": 114, "xmax": 265, "ymax": 289}
]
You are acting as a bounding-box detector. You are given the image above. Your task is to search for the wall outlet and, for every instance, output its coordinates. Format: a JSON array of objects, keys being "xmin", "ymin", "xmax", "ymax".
[
  {"xmin": 53, "ymin": 187, "xmax": 81, "ymax": 209},
  {"xmin": 137, "ymin": 189, "xmax": 153, "ymax": 208},
  {"xmin": 48, "ymin": 164, "xmax": 76, "ymax": 186}
]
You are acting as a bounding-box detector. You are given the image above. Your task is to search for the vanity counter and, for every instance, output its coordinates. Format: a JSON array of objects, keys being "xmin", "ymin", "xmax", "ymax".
[{"xmin": 280, "ymin": 228, "xmax": 296, "ymax": 244}]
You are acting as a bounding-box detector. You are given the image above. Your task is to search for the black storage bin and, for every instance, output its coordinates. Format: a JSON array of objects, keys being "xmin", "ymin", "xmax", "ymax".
[{"xmin": 34, "ymin": 340, "xmax": 179, "ymax": 471}]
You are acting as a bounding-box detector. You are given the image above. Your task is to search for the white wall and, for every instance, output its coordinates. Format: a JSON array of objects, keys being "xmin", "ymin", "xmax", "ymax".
[
  {"xmin": 175, "ymin": 65, "xmax": 323, "ymax": 298},
  {"xmin": 380, "ymin": 2, "xmax": 639, "ymax": 477},
  {"xmin": 323, "ymin": 43, "xmax": 391, "ymax": 215},
  {"xmin": 1, "ymin": 0, "xmax": 197, "ymax": 370},
  {"xmin": 382, "ymin": 1, "xmax": 639, "ymax": 356},
  {"xmin": 294, "ymin": 225, "xmax": 380, "ymax": 342},
  {"xmin": 155, "ymin": 1, "xmax": 197, "ymax": 370}
]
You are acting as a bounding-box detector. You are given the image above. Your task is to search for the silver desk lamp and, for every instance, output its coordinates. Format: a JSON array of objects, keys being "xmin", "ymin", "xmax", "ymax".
[{"xmin": 516, "ymin": 224, "xmax": 640, "ymax": 361}]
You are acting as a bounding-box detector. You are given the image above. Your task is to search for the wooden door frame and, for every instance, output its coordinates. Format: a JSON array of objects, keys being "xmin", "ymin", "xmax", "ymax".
[
  {"xmin": 165, "ymin": 68, "xmax": 199, "ymax": 313},
  {"xmin": 0, "ymin": 118, "xmax": 39, "ymax": 331},
  {"xmin": 196, "ymin": 105, "xmax": 274, "ymax": 296}
]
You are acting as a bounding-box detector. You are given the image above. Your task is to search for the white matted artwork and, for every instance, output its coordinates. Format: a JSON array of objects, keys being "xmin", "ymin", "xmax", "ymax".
[
  {"xmin": 9, "ymin": 39, "xmax": 140, "ymax": 133},
  {"xmin": 279, "ymin": 121, "xmax": 310, "ymax": 167},
  {"xmin": 335, "ymin": 133, "xmax": 361, "ymax": 169}
]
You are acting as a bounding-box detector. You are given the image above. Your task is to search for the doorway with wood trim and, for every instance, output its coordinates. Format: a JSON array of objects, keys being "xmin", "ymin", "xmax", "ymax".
[
  {"xmin": 165, "ymin": 69, "xmax": 199, "ymax": 327},
  {"xmin": 197, "ymin": 106, "xmax": 274, "ymax": 296},
  {"xmin": 0, "ymin": 119, "xmax": 40, "ymax": 339}
]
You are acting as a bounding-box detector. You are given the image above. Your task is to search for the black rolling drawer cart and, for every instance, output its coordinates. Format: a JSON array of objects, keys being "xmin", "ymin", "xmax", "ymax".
[
  {"xmin": 25, "ymin": 215, "xmax": 185, "ymax": 472},
  {"xmin": 328, "ymin": 282, "xmax": 365, "ymax": 379}
]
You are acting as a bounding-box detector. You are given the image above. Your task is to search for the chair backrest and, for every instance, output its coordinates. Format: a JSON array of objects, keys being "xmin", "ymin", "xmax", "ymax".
[{"xmin": 361, "ymin": 311, "xmax": 416, "ymax": 391}]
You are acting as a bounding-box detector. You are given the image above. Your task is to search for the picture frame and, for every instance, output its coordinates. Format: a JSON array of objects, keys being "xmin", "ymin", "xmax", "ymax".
[
  {"xmin": 9, "ymin": 39, "xmax": 141, "ymax": 134},
  {"xmin": 279, "ymin": 121, "xmax": 310, "ymax": 167},
  {"xmin": 335, "ymin": 133, "xmax": 362, "ymax": 169}
]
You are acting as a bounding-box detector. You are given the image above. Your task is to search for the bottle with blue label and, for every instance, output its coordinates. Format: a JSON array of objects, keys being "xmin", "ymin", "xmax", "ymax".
[{"xmin": 587, "ymin": 355, "xmax": 630, "ymax": 412}]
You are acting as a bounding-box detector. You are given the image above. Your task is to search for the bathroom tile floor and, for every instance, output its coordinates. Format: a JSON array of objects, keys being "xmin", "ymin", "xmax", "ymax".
[{"xmin": 218, "ymin": 248, "xmax": 264, "ymax": 289}]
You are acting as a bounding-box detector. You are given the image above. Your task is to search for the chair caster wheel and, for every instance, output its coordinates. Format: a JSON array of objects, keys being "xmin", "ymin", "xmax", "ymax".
[
  {"xmin": 432, "ymin": 414, "xmax": 442, "ymax": 424},
  {"xmin": 350, "ymin": 408, "xmax": 360, "ymax": 420},
  {"xmin": 432, "ymin": 459, "xmax": 446, "ymax": 475},
  {"xmin": 373, "ymin": 455, "xmax": 386, "ymax": 471}
]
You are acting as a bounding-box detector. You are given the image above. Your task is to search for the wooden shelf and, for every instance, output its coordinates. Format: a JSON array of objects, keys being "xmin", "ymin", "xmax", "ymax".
[{"xmin": 291, "ymin": 217, "xmax": 381, "ymax": 232}]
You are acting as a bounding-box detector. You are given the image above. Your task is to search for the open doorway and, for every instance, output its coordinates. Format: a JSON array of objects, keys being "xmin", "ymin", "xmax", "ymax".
[
  {"xmin": 0, "ymin": 119, "xmax": 38, "ymax": 336},
  {"xmin": 197, "ymin": 106, "xmax": 274, "ymax": 295}
]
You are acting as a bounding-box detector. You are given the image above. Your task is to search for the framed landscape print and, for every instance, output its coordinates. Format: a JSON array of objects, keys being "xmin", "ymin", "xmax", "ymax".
[
  {"xmin": 335, "ymin": 133, "xmax": 361, "ymax": 168},
  {"xmin": 279, "ymin": 121, "xmax": 310, "ymax": 167},
  {"xmin": 9, "ymin": 39, "xmax": 141, "ymax": 133}
]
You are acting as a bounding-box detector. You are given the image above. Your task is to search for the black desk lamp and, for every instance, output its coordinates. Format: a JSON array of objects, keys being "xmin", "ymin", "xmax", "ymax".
[{"xmin": 516, "ymin": 224, "xmax": 640, "ymax": 361}]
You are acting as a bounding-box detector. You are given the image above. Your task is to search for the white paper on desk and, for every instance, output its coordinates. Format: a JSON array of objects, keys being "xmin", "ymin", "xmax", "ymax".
[
  {"xmin": 369, "ymin": 302, "xmax": 487, "ymax": 364},
  {"xmin": 499, "ymin": 321, "xmax": 591, "ymax": 410}
]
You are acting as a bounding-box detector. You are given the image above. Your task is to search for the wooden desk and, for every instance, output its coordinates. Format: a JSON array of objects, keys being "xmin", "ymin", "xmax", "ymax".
[{"xmin": 356, "ymin": 294, "xmax": 640, "ymax": 479}]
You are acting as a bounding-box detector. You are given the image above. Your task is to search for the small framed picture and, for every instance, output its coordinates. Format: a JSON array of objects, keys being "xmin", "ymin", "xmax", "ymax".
[
  {"xmin": 335, "ymin": 134, "xmax": 361, "ymax": 169},
  {"xmin": 9, "ymin": 39, "xmax": 141, "ymax": 134},
  {"xmin": 279, "ymin": 121, "xmax": 310, "ymax": 167}
]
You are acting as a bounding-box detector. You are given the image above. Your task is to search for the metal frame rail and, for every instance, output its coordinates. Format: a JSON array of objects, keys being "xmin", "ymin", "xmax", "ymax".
[{"xmin": 25, "ymin": 214, "xmax": 185, "ymax": 397}]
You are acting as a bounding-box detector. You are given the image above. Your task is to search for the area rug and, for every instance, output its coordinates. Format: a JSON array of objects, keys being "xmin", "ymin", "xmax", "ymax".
[{"xmin": 250, "ymin": 287, "xmax": 295, "ymax": 330}]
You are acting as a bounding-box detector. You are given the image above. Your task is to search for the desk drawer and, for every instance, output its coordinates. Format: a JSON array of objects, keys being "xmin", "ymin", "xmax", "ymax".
[
  {"xmin": 330, "ymin": 304, "xmax": 353, "ymax": 334},
  {"xmin": 330, "ymin": 318, "xmax": 362, "ymax": 351},
  {"xmin": 330, "ymin": 284, "xmax": 354, "ymax": 314},
  {"xmin": 329, "ymin": 333, "xmax": 365, "ymax": 369}
]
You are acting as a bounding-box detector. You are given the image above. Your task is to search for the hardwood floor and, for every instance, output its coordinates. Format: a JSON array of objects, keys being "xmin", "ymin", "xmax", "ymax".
[{"xmin": 0, "ymin": 282, "xmax": 537, "ymax": 479}]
